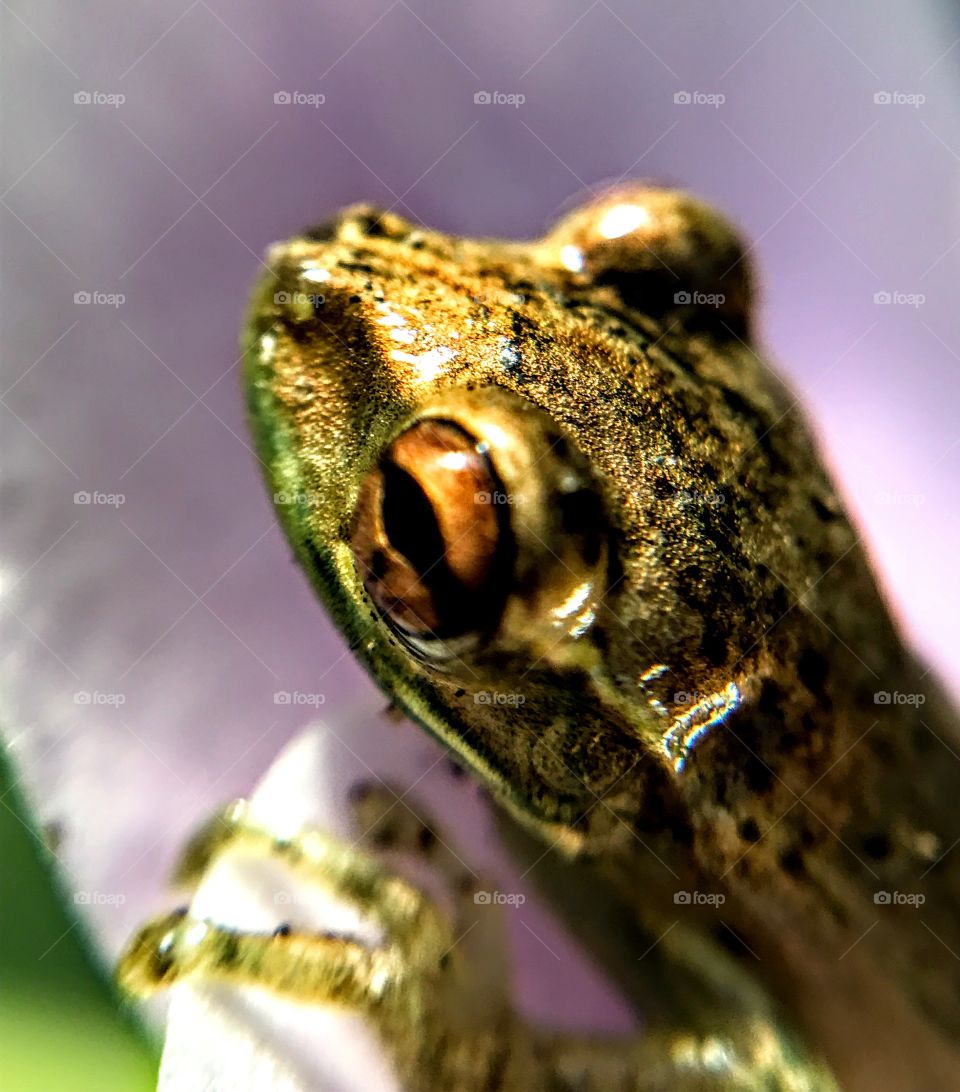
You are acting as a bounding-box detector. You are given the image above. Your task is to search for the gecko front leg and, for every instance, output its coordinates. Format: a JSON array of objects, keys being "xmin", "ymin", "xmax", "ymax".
[{"xmin": 119, "ymin": 787, "xmax": 837, "ymax": 1091}]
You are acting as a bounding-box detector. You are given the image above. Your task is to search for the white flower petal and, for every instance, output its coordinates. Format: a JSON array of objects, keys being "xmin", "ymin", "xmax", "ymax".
[{"xmin": 158, "ymin": 728, "xmax": 400, "ymax": 1092}]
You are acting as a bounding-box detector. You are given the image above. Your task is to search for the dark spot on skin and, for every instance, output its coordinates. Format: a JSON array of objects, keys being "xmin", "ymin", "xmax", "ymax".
[
  {"xmin": 219, "ymin": 934, "xmax": 240, "ymax": 969},
  {"xmin": 781, "ymin": 729, "xmax": 803, "ymax": 755},
  {"xmin": 713, "ymin": 770, "xmax": 729, "ymax": 807},
  {"xmin": 771, "ymin": 585, "xmax": 790, "ymax": 618},
  {"xmin": 797, "ymin": 648, "xmax": 829, "ymax": 695},
  {"xmin": 699, "ymin": 629, "xmax": 728, "ymax": 668},
  {"xmin": 627, "ymin": 775, "xmax": 692, "ymax": 843},
  {"xmin": 372, "ymin": 827, "xmax": 396, "ymax": 850},
  {"xmin": 799, "ymin": 826, "xmax": 817, "ymax": 849},
  {"xmin": 743, "ymin": 755, "xmax": 774, "ymax": 794},
  {"xmin": 713, "ymin": 922, "xmax": 755, "ymax": 961},
  {"xmin": 719, "ymin": 386, "xmax": 755, "ymax": 422},
  {"xmin": 273, "ymin": 923, "xmax": 292, "ymax": 937},
  {"xmin": 863, "ymin": 832, "xmax": 891, "ymax": 860},
  {"xmin": 739, "ymin": 817, "xmax": 761, "ymax": 843},
  {"xmin": 348, "ymin": 782, "xmax": 374, "ymax": 804},
  {"xmin": 355, "ymin": 214, "xmax": 393, "ymax": 238},
  {"xmin": 815, "ymin": 550, "xmax": 835, "ymax": 571},
  {"xmin": 779, "ymin": 848, "xmax": 805, "ymax": 876},
  {"xmin": 349, "ymin": 293, "xmax": 362, "ymax": 304},
  {"xmin": 416, "ymin": 826, "xmax": 437, "ymax": 852},
  {"xmin": 337, "ymin": 261, "xmax": 375, "ymax": 274},
  {"xmin": 812, "ymin": 496, "xmax": 838, "ymax": 522},
  {"xmin": 717, "ymin": 388, "xmax": 793, "ymax": 476},
  {"xmin": 753, "ymin": 681, "xmax": 808, "ymax": 757},
  {"xmin": 152, "ymin": 950, "xmax": 175, "ymax": 981},
  {"xmin": 872, "ymin": 734, "xmax": 897, "ymax": 762},
  {"xmin": 302, "ymin": 215, "xmax": 347, "ymax": 241},
  {"xmin": 304, "ymin": 538, "xmax": 335, "ymax": 589},
  {"xmin": 446, "ymin": 756, "xmax": 467, "ymax": 778},
  {"xmin": 439, "ymin": 952, "xmax": 451, "ymax": 971},
  {"xmin": 757, "ymin": 678, "xmax": 784, "ymax": 716},
  {"xmin": 557, "ymin": 488, "xmax": 605, "ymax": 566}
]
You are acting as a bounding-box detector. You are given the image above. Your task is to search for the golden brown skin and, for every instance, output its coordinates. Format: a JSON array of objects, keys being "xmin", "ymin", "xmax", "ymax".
[{"xmin": 122, "ymin": 187, "xmax": 960, "ymax": 1090}]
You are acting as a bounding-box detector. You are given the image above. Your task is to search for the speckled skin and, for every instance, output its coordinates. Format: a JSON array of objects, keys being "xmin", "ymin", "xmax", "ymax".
[{"xmin": 185, "ymin": 188, "xmax": 960, "ymax": 1089}]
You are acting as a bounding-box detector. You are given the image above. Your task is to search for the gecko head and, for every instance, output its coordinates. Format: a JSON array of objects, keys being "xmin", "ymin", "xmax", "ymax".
[{"xmin": 242, "ymin": 193, "xmax": 842, "ymax": 834}]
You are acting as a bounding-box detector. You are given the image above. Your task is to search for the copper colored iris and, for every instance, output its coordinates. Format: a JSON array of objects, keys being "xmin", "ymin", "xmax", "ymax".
[{"xmin": 350, "ymin": 420, "xmax": 508, "ymax": 638}]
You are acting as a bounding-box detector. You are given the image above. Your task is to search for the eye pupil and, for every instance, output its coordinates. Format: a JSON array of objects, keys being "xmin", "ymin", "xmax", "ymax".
[
  {"xmin": 350, "ymin": 420, "xmax": 509, "ymax": 640},
  {"xmin": 380, "ymin": 463, "xmax": 447, "ymax": 582}
]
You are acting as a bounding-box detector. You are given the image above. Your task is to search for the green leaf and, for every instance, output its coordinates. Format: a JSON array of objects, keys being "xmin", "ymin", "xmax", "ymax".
[{"xmin": 0, "ymin": 741, "xmax": 159, "ymax": 1092}]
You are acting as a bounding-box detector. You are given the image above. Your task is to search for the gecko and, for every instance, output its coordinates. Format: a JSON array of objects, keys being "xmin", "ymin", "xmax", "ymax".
[{"xmin": 119, "ymin": 185, "xmax": 960, "ymax": 1091}]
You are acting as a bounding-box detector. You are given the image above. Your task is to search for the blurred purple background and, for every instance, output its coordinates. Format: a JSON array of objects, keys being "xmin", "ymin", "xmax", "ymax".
[{"xmin": 3, "ymin": 0, "xmax": 959, "ymax": 1031}]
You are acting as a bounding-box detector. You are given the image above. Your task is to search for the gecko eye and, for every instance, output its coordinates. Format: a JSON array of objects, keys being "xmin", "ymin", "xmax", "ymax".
[{"xmin": 350, "ymin": 420, "xmax": 511, "ymax": 641}]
